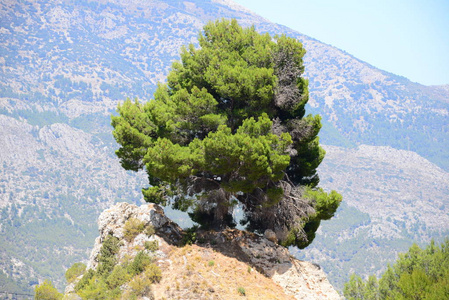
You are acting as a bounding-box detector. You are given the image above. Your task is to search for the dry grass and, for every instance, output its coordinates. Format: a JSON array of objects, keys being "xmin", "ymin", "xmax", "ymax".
[{"xmin": 151, "ymin": 244, "xmax": 293, "ymax": 300}]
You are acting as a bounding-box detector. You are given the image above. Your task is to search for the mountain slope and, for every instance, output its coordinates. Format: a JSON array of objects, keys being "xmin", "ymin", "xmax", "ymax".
[
  {"xmin": 0, "ymin": 0, "xmax": 448, "ymax": 293},
  {"xmin": 273, "ymin": 24, "xmax": 449, "ymax": 170},
  {"xmin": 295, "ymin": 145, "xmax": 449, "ymax": 288},
  {"xmin": 2, "ymin": 0, "xmax": 448, "ymax": 168}
]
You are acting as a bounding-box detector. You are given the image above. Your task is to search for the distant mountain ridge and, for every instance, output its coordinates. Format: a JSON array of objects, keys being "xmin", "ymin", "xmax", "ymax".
[
  {"xmin": 0, "ymin": 0, "xmax": 448, "ymax": 293},
  {"xmin": 2, "ymin": 0, "xmax": 447, "ymax": 168}
]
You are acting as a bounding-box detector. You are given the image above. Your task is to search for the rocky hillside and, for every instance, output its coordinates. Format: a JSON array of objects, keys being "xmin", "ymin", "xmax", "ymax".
[
  {"xmin": 0, "ymin": 0, "xmax": 448, "ymax": 294},
  {"xmin": 295, "ymin": 145, "xmax": 449, "ymax": 288},
  {"xmin": 1, "ymin": 0, "xmax": 448, "ymax": 169},
  {"xmin": 65, "ymin": 202, "xmax": 341, "ymax": 299}
]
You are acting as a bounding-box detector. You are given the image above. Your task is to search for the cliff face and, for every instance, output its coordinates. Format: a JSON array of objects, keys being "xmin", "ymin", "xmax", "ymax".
[{"xmin": 67, "ymin": 202, "xmax": 340, "ymax": 299}]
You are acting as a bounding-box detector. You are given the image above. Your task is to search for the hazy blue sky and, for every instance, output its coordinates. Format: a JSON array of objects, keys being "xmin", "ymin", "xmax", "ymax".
[{"xmin": 232, "ymin": 0, "xmax": 449, "ymax": 86}]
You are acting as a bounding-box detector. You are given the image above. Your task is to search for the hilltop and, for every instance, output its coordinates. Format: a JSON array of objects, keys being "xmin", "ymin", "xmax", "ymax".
[{"xmin": 64, "ymin": 202, "xmax": 340, "ymax": 299}]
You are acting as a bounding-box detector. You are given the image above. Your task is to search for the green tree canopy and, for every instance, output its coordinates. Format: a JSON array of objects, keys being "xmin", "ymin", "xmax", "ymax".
[
  {"xmin": 112, "ymin": 19, "xmax": 341, "ymax": 248},
  {"xmin": 34, "ymin": 280, "xmax": 63, "ymax": 300},
  {"xmin": 344, "ymin": 238, "xmax": 449, "ymax": 300}
]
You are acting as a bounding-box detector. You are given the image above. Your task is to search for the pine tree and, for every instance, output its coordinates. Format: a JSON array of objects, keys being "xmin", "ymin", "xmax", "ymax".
[
  {"xmin": 112, "ymin": 19, "xmax": 341, "ymax": 248},
  {"xmin": 34, "ymin": 280, "xmax": 63, "ymax": 300},
  {"xmin": 344, "ymin": 238, "xmax": 449, "ymax": 299}
]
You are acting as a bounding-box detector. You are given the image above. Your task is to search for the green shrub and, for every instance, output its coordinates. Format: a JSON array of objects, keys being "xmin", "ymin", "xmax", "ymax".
[
  {"xmin": 129, "ymin": 275, "xmax": 152, "ymax": 297},
  {"xmin": 124, "ymin": 218, "xmax": 146, "ymax": 242},
  {"xmin": 128, "ymin": 251, "xmax": 152, "ymax": 276},
  {"xmin": 145, "ymin": 224, "xmax": 155, "ymax": 236},
  {"xmin": 34, "ymin": 280, "xmax": 63, "ymax": 300},
  {"xmin": 182, "ymin": 225, "xmax": 198, "ymax": 245},
  {"xmin": 75, "ymin": 269, "xmax": 95, "ymax": 292},
  {"xmin": 72, "ymin": 238, "xmax": 162, "ymax": 300},
  {"xmin": 65, "ymin": 262, "xmax": 86, "ymax": 283},
  {"xmin": 144, "ymin": 240, "xmax": 159, "ymax": 252},
  {"xmin": 77, "ymin": 277, "xmax": 105, "ymax": 299},
  {"xmin": 76, "ymin": 274, "xmax": 122, "ymax": 300},
  {"xmin": 208, "ymin": 260, "xmax": 215, "ymax": 267},
  {"xmin": 97, "ymin": 235, "xmax": 121, "ymax": 276},
  {"xmin": 237, "ymin": 286, "xmax": 246, "ymax": 296},
  {"xmin": 76, "ymin": 276, "xmax": 108, "ymax": 300},
  {"xmin": 121, "ymin": 290, "xmax": 138, "ymax": 300},
  {"xmin": 106, "ymin": 265, "xmax": 130, "ymax": 289},
  {"xmin": 145, "ymin": 263, "xmax": 162, "ymax": 283}
]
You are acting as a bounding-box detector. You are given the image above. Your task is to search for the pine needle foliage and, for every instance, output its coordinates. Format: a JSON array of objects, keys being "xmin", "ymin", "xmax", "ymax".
[
  {"xmin": 111, "ymin": 19, "xmax": 341, "ymax": 248},
  {"xmin": 344, "ymin": 238, "xmax": 449, "ymax": 300},
  {"xmin": 34, "ymin": 280, "xmax": 63, "ymax": 300}
]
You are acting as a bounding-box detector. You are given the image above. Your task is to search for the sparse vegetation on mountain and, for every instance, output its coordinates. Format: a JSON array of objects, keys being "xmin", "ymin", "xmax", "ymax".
[
  {"xmin": 123, "ymin": 218, "xmax": 146, "ymax": 242},
  {"xmin": 73, "ymin": 234, "xmax": 162, "ymax": 299},
  {"xmin": 112, "ymin": 19, "xmax": 341, "ymax": 248},
  {"xmin": 343, "ymin": 238, "xmax": 449, "ymax": 299}
]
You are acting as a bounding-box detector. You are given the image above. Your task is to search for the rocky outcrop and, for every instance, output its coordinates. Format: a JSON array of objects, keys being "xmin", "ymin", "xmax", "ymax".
[
  {"xmin": 80, "ymin": 202, "xmax": 340, "ymax": 300},
  {"xmin": 197, "ymin": 229, "xmax": 340, "ymax": 300},
  {"xmin": 87, "ymin": 202, "xmax": 183, "ymax": 270}
]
